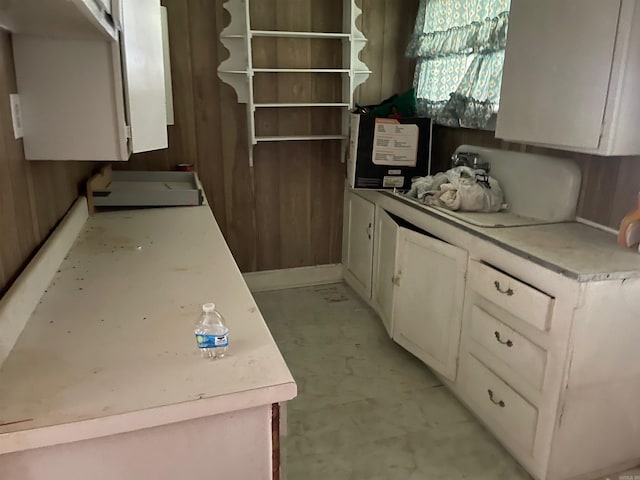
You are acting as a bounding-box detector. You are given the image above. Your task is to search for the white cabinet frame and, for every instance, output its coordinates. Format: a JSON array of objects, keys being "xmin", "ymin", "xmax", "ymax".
[{"xmin": 217, "ymin": 0, "xmax": 371, "ymax": 166}]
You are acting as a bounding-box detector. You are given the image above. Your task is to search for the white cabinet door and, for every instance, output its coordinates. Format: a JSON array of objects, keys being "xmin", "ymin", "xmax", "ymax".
[
  {"xmin": 372, "ymin": 208, "xmax": 399, "ymax": 337},
  {"xmin": 121, "ymin": 0, "xmax": 168, "ymax": 153},
  {"xmin": 392, "ymin": 227, "xmax": 468, "ymax": 381},
  {"xmin": 496, "ymin": 0, "xmax": 620, "ymax": 151},
  {"xmin": 344, "ymin": 192, "xmax": 375, "ymax": 299}
]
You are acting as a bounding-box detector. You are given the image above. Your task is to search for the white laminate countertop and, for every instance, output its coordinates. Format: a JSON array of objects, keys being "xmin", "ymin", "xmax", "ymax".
[
  {"xmin": 477, "ymin": 221, "xmax": 640, "ymax": 281},
  {"xmin": 375, "ymin": 191, "xmax": 640, "ymax": 282},
  {"xmin": 0, "ymin": 205, "xmax": 296, "ymax": 454}
]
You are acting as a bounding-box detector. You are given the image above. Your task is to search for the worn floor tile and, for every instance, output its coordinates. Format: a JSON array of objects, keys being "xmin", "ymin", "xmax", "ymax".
[{"xmin": 255, "ymin": 283, "xmax": 634, "ymax": 480}]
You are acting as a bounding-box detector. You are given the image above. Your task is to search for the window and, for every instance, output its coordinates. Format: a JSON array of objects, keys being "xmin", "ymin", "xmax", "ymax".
[{"xmin": 406, "ymin": 0, "xmax": 510, "ymax": 129}]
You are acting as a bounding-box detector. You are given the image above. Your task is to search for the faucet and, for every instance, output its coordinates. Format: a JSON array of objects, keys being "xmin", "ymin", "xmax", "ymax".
[{"xmin": 451, "ymin": 152, "xmax": 491, "ymax": 173}]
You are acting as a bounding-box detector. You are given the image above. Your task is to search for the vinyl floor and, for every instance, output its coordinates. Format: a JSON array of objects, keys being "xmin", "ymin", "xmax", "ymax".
[{"xmin": 255, "ymin": 282, "xmax": 639, "ymax": 480}]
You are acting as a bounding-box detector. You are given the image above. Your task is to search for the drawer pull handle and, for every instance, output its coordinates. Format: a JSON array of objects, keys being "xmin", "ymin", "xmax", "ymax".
[
  {"xmin": 494, "ymin": 331, "xmax": 514, "ymax": 347},
  {"xmin": 488, "ymin": 389, "xmax": 506, "ymax": 408},
  {"xmin": 494, "ymin": 281, "xmax": 514, "ymax": 296}
]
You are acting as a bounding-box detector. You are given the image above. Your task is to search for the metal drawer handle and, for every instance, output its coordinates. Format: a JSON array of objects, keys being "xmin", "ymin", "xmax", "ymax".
[
  {"xmin": 494, "ymin": 281, "xmax": 514, "ymax": 296},
  {"xmin": 488, "ymin": 389, "xmax": 506, "ymax": 408},
  {"xmin": 494, "ymin": 331, "xmax": 513, "ymax": 347}
]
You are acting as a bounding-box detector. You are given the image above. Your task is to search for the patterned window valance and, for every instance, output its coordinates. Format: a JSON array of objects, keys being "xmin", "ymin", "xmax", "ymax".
[{"xmin": 407, "ymin": 0, "xmax": 510, "ymax": 129}]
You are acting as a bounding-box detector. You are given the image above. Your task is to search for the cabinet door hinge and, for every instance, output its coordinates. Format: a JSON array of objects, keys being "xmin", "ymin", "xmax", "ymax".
[
  {"xmin": 124, "ymin": 124, "xmax": 132, "ymax": 139},
  {"xmin": 392, "ymin": 274, "xmax": 401, "ymax": 287}
]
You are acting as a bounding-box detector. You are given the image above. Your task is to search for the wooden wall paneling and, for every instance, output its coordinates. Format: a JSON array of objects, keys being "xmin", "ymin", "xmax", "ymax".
[
  {"xmin": 118, "ymin": 0, "xmax": 439, "ymax": 274},
  {"xmin": 54, "ymin": 162, "xmax": 73, "ymax": 217},
  {"xmin": 26, "ymin": 163, "xmax": 56, "ymax": 241},
  {"xmin": 251, "ymin": 0, "xmax": 281, "ymax": 271},
  {"xmin": 575, "ymin": 156, "xmax": 622, "ymax": 226},
  {"xmin": 221, "ymin": 100, "xmax": 257, "ymax": 272},
  {"xmin": 0, "ymin": 141, "xmax": 22, "ymax": 290},
  {"xmin": 430, "ymin": 125, "xmax": 502, "ymax": 173},
  {"xmin": 310, "ymin": 141, "xmax": 344, "ymax": 265},
  {"xmin": 353, "ymin": 0, "xmax": 419, "ymax": 105},
  {"xmin": 609, "ymin": 156, "xmax": 640, "ymax": 227},
  {"xmin": 71, "ymin": 163, "xmax": 96, "ymax": 203},
  {"xmin": 379, "ymin": 2, "xmax": 399, "ymax": 97},
  {"xmin": 188, "ymin": 0, "xmax": 228, "ymax": 234},
  {"xmin": 278, "ymin": 148, "xmax": 313, "ymax": 269},
  {"xmin": 22, "ymin": 156, "xmax": 40, "ymax": 242},
  {"xmin": 161, "ymin": 0, "xmax": 198, "ymax": 168},
  {"xmin": 392, "ymin": 1, "xmax": 420, "ymax": 97},
  {"xmin": 274, "ymin": 0, "xmax": 312, "ymax": 269},
  {"xmin": 248, "ymin": 0, "xmax": 277, "ymax": 30},
  {"xmin": 380, "ymin": 0, "xmax": 411, "ymax": 99},
  {"xmin": 0, "ymin": 33, "xmax": 36, "ymax": 267},
  {"xmin": 308, "ymin": 0, "xmax": 344, "ymax": 266},
  {"xmin": 215, "ymin": 0, "xmax": 257, "ymax": 272},
  {"xmin": 124, "ymin": 149, "xmax": 170, "ymax": 171},
  {"xmin": 0, "ymin": 246, "xmax": 6, "ymax": 292},
  {"xmin": 254, "ymin": 147, "xmax": 282, "ymax": 271}
]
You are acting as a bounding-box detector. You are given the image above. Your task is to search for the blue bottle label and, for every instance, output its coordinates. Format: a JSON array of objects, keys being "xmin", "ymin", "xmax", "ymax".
[{"xmin": 195, "ymin": 333, "xmax": 229, "ymax": 349}]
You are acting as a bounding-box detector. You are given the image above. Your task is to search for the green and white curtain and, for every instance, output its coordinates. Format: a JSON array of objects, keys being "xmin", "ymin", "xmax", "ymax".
[{"xmin": 406, "ymin": 0, "xmax": 510, "ymax": 128}]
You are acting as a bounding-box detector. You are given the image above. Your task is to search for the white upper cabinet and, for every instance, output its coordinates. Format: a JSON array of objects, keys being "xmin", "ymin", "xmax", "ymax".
[
  {"xmin": 496, "ymin": 0, "xmax": 640, "ymax": 156},
  {"xmin": 0, "ymin": 0, "xmax": 118, "ymax": 40},
  {"xmin": 3, "ymin": 0, "xmax": 169, "ymax": 161},
  {"xmin": 120, "ymin": 0, "xmax": 167, "ymax": 154}
]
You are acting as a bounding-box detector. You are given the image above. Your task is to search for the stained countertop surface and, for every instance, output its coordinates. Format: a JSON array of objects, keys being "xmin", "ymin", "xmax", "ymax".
[
  {"xmin": 0, "ymin": 205, "xmax": 296, "ymax": 454},
  {"xmin": 378, "ymin": 191, "xmax": 640, "ymax": 282}
]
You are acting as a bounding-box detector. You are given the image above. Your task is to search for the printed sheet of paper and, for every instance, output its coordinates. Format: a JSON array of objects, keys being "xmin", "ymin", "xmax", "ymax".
[{"xmin": 372, "ymin": 119, "xmax": 419, "ymax": 166}]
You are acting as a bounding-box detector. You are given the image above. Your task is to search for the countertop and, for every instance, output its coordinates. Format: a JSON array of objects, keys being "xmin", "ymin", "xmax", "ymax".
[
  {"xmin": 377, "ymin": 191, "xmax": 640, "ymax": 282},
  {"xmin": 0, "ymin": 204, "xmax": 296, "ymax": 454}
]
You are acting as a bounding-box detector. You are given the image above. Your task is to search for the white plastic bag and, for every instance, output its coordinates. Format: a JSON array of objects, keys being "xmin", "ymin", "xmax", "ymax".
[{"xmin": 408, "ymin": 167, "xmax": 505, "ymax": 212}]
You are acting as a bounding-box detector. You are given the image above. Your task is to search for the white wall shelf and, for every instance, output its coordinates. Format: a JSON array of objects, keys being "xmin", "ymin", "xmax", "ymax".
[
  {"xmin": 253, "ymin": 68, "xmax": 351, "ymax": 73},
  {"xmin": 8, "ymin": 0, "xmax": 168, "ymax": 161},
  {"xmin": 251, "ymin": 30, "xmax": 351, "ymax": 39},
  {"xmin": 254, "ymin": 103, "xmax": 350, "ymax": 108},
  {"xmin": 218, "ymin": 0, "xmax": 370, "ymax": 166},
  {"xmin": 256, "ymin": 135, "xmax": 347, "ymax": 142}
]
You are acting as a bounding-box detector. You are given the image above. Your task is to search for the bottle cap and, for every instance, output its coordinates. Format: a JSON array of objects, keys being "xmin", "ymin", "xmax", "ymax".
[{"xmin": 202, "ymin": 303, "xmax": 215, "ymax": 313}]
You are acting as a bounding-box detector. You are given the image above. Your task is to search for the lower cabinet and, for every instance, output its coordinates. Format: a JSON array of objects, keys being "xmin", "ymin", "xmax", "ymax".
[
  {"xmin": 343, "ymin": 191, "xmax": 375, "ymax": 299},
  {"xmin": 343, "ymin": 189, "xmax": 640, "ymax": 480},
  {"xmin": 392, "ymin": 223, "xmax": 467, "ymax": 382},
  {"xmin": 458, "ymin": 353, "xmax": 539, "ymax": 454},
  {"xmin": 371, "ymin": 207, "xmax": 399, "ymax": 337},
  {"xmin": 368, "ymin": 205, "xmax": 467, "ymax": 382}
]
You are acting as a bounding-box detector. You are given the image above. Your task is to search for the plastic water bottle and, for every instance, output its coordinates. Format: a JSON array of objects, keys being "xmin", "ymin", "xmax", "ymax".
[{"xmin": 194, "ymin": 303, "xmax": 229, "ymax": 359}]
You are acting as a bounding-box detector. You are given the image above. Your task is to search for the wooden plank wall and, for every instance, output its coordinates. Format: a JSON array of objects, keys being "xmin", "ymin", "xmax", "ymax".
[
  {"xmin": 5, "ymin": 0, "xmax": 633, "ymax": 295},
  {"xmin": 0, "ymin": 30, "xmax": 97, "ymax": 295},
  {"xmin": 356, "ymin": 0, "xmax": 417, "ymax": 106},
  {"xmin": 430, "ymin": 125, "xmax": 640, "ymax": 229},
  {"xmin": 122, "ymin": 0, "xmax": 420, "ymax": 272}
]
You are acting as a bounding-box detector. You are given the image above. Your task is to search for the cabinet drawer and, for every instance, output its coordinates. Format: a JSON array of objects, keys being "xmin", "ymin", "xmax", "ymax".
[
  {"xmin": 470, "ymin": 305, "xmax": 547, "ymax": 390},
  {"xmin": 460, "ymin": 354, "xmax": 538, "ymax": 455},
  {"xmin": 468, "ymin": 260, "xmax": 554, "ymax": 331}
]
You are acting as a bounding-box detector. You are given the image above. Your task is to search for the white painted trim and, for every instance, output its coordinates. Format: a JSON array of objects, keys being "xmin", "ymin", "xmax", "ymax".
[
  {"xmin": 0, "ymin": 197, "xmax": 88, "ymax": 367},
  {"xmin": 243, "ymin": 264, "xmax": 343, "ymax": 292},
  {"xmin": 576, "ymin": 216, "xmax": 619, "ymax": 235}
]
